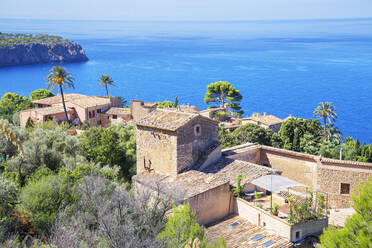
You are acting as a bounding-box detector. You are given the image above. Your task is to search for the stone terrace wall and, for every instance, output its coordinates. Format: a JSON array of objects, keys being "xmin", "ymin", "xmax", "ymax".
[
  {"xmin": 177, "ymin": 117, "xmax": 219, "ymax": 172},
  {"xmin": 136, "ymin": 126, "xmax": 178, "ymax": 176}
]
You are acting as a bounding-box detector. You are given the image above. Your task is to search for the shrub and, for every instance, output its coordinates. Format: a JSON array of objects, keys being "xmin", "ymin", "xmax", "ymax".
[{"xmin": 19, "ymin": 175, "xmax": 73, "ymax": 234}]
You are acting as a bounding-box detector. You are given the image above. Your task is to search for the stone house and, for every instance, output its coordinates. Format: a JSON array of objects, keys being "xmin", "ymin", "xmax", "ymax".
[
  {"xmin": 241, "ymin": 113, "xmax": 287, "ymax": 132},
  {"xmin": 135, "ymin": 109, "xmax": 221, "ymax": 176},
  {"xmin": 20, "ymin": 93, "xmax": 122, "ymax": 127},
  {"xmin": 19, "ymin": 94, "xmax": 157, "ymax": 128},
  {"xmin": 133, "ymin": 109, "xmax": 335, "ymax": 246},
  {"xmin": 224, "ymin": 143, "xmax": 372, "ymax": 208}
]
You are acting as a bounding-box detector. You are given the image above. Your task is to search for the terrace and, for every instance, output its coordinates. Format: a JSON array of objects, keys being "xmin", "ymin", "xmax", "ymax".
[{"xmin": 233, "ymin": 174, "xmax": 328, "ymax": 242}]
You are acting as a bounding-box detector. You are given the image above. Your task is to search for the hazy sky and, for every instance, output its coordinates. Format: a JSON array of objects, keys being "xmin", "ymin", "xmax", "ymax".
[{"xmin": 1, "ymin": 0, "xmax": 372, "ymax": 21}]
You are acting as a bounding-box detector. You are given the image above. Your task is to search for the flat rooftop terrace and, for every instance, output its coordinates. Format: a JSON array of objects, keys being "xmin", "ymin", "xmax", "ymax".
[{"xmin": 206, "ymin": 215, "xmax": 292, "ymax": 248}]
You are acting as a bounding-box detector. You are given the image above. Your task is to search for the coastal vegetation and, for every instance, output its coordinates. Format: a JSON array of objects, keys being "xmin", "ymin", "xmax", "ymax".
[
  {"xmin": 156, "ymin": 96, "xmax": 179, "ymax": 108},
  {"xmin": 320, "ymin": 179, "xmax": 372, "ymax": 247},
  {"xmin": 204, "ymin": 81, "xmax": 243, "ymax": 117},
  {"xmin": 98, "ymin": 74, "xmax": 115, "ymax": 97},
  {"xmin": 0, "ymin": 117, "xmax": 227, "ymax": 247},
  {"xmin": 0, "ymin": 33, "xmax": 71, "ymax": 48},
  {"xmin": 46, "ymin": 66, "xmax": 75, "ymax": 122},
  {"xmin": 313, "ymin": 102, "xmax": 337, "ymax": 139}
]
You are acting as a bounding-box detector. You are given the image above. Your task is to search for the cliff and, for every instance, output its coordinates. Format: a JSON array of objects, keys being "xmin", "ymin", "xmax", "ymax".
[{"xmin": 0, "ymin": 33, "xmax": 88, "ymax": 67}]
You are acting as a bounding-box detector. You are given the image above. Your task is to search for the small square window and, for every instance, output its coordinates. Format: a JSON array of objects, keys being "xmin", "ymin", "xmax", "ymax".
[
  {"xmin": 340, "ymin": 183, "xmax": 350, "ymax": 194},
  {"xmin": 296, "ymin": 231, "xmax": 301, "ymax": 239},
  {"xmin": 113, "ymin": 115, "xmax": 117, "ymax": 119}
]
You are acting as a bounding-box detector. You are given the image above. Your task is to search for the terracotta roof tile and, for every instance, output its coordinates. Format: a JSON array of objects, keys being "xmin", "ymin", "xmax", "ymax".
[
  {"xmin": 34, "ymin": 106, "xmax": 74, "ymax": 116},
  {"xmin": 104, "ymin": 107, "xmax": 131, "ymax": 115},
  {"xmin": 32, "ymin": 94, "xmax": 112, "ymax": 108},
  {"xmin": 243, "ymin": 114, "xmax": 284, "ymax": 126},
  {"xmin": 136, "ymin": 109, "xmax": 215, "ymax": 131},
  {"xmin": 133, "ymin": 158, "xmax": 272, "ymax": 199}
]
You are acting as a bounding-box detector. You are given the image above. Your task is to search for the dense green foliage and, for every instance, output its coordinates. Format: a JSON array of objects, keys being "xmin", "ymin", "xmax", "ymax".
[
  {"xmin": 320, "ymin": 179, "xmax": 372, "ymax": 247},
  {"xmin": 0, "ymin": 93, "xmax": 32, "ymax": 122},
  {"xmin": 79, "ymin": 123, "xmax": 136, "ymax": 180},
  {"xmin": 29, "ymin": 89, "xmax": 55, "ymax": 101},
  {"xmin": 0, "ymin": 33, "xmax": 71, "ymax": 48},
  {"xmin": 278, "ymin": 117, "xmax": 323, "ymax": 152},
  {"xmin": 19, "ymin": 175, "xmax": 74, "ymax": 234},
  {"xmin": 158, "ymin": 204, "xmax": 226, "ymax": 248},
  {"xmin": 204, "ymin": 81, "xmax": 243, "ymax": 116},
  {"xmin": 156, "ymin": 97, "xmax": 179, "ymax": 109},
  {"xmin": 219, "ymin": 123, "xmax": 282, "ymax": 148},
  {"xmin": 156, "ymin": 100, "xmax": 175, "ymax": 108}
]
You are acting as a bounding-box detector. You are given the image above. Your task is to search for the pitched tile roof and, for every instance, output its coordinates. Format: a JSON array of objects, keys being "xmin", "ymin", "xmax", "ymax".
[
  {"xmin": 104, "ymin": 107, "xmax": 131, "ymax": 116},
  {"xmin": 243, "ymin": 114, "xmax": 284, "ymax": 126},
  {"xmin": 32, "ymin": 93, "xmax": 86, "ymax": 105},
  {"xmin": 136, "ymin": 109, "xmax": 218, "ymax": 132},
  {"xmin": 34, "ymin": 106, "xmax": 74, "ymax": 116},
  {"xmin": 32, "ymin": 94, "xmax": 112, "ymax": 108},
  {"xmin": 133, "ymin": 158, "xmax": 272, "ymax": 199},
  {"xmin": 206, "ymin": 216, "xmax": 293, "ymax": 248}
]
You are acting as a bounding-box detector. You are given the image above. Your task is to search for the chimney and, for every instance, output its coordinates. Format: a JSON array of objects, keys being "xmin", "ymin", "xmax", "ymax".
[{"xmin": 263, "ymin": 112, "xmax": 267, "ymax": 116}]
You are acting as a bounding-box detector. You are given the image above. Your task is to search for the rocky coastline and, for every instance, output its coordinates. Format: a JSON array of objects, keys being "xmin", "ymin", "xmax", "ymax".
[{"xmin": 0, "ymin": 41, "xmax": 88, "ymax": 67}]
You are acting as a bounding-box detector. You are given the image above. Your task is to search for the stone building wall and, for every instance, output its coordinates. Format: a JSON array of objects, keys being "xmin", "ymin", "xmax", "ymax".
[
  {"xmin": 316, "ymin": 164, "xmax": 372, "ymax": 208},
  {"xmin": 136, "ymin": 126, "xmax": 178, "ymax": 176},
  {"xmin": 224, "ymin": 148, "xmax": 260, "ymax": 164},
  {"xmin": 130, "ymin": 100, "xmax": 156, "ymax": 122},
  {"xmin": 258, "ymin": 148, "xmax": 318, "ymax": 188},
  {"xmin": 177, "ymin": 117, "xmax": 219, "ymax": 172},
  {"xmin": 188, "ymin": 182, "xmax": 232, "ymax": 225}
]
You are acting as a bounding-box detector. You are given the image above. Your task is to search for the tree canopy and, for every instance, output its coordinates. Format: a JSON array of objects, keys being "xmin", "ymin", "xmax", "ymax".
[
  {"xmin": 29, "ymin": 89, "xmax": 55, "ymax": 101},
  {"xmin": 0, "ymin": 93, "xmax": 32, "ymax": 122},
  {"xmin": 219, "ymin": 123, "xmax": 282, "ymax": 149},
  {"xmin": 204, "ymin": 81, "xmax": 243, "ymax": 116}
]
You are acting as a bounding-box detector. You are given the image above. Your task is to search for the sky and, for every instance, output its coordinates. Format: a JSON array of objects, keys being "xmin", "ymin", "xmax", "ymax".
[{"xmin": 1, "ymin": 0, "xmax": 372, "ymax": 21}]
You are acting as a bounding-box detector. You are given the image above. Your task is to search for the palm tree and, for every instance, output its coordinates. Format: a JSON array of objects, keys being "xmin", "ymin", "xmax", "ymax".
[
  {"xmin": 98, "ymin": 74, "xmax": 115, "ymax": 97},
  {"xmin": 46, "ymin": 66, "xmax": 74, "ymax": 122},
  {"xmin": 325, "ymin": 123, "xmax": 343, "ymax": 144},
  {"xmin": 313, "ymin": 102, "xmax": 337, "ymax": 138}
]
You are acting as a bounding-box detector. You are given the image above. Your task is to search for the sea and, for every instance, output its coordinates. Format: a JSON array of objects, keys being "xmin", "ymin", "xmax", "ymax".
[{"xmin": 0, "ymin": 18, "xmax": 372, "ymax": 142}]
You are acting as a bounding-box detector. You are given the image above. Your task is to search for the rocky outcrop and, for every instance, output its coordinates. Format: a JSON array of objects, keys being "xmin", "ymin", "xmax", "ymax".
[{"xmin": 0, "ymin": 42, "xmax": 88, "ymax": 67}]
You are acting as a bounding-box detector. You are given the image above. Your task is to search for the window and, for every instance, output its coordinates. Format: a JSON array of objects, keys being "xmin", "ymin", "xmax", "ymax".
[
  {"xmin": 92, "ymin": 110, "xmax": 95, "ymax": 118},
  {"xmin": 296, "ymin": 231, "xmax": 301, "ymax": 239},
  {"xmin": 340, "ymin": 183, "xmax": 350, "ymax": 194},
  {"xmin": 97, "ymin": 109, "xmax": 101, "ymax": 113},
  {"xmin": 88, "ymin": 111, "xmax": 92, "ymax": 118},
  {"xmin": 113, "ymin": 115, "xmax": 117, "ymax": 119},
  {"xmin": 194, "ymin": 124, "xmax": 201, "ymax": 136}
]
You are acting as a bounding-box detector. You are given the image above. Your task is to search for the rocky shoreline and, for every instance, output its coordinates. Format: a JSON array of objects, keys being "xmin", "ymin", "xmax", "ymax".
[{"xmin": 0, "ymin": 41, "xmax": 88, "ymax": 67}]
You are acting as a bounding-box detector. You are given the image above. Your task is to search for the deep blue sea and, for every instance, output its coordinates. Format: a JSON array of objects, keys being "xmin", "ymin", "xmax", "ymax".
[{"xmin": 1, "ymin": 19, "xmax": 372, "ymax": 142}]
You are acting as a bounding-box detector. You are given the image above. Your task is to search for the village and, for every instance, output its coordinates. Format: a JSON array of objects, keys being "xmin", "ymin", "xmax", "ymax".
[{"xmin": 16, "ymin": 91, "xmax": 372, "ymax": 247}]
